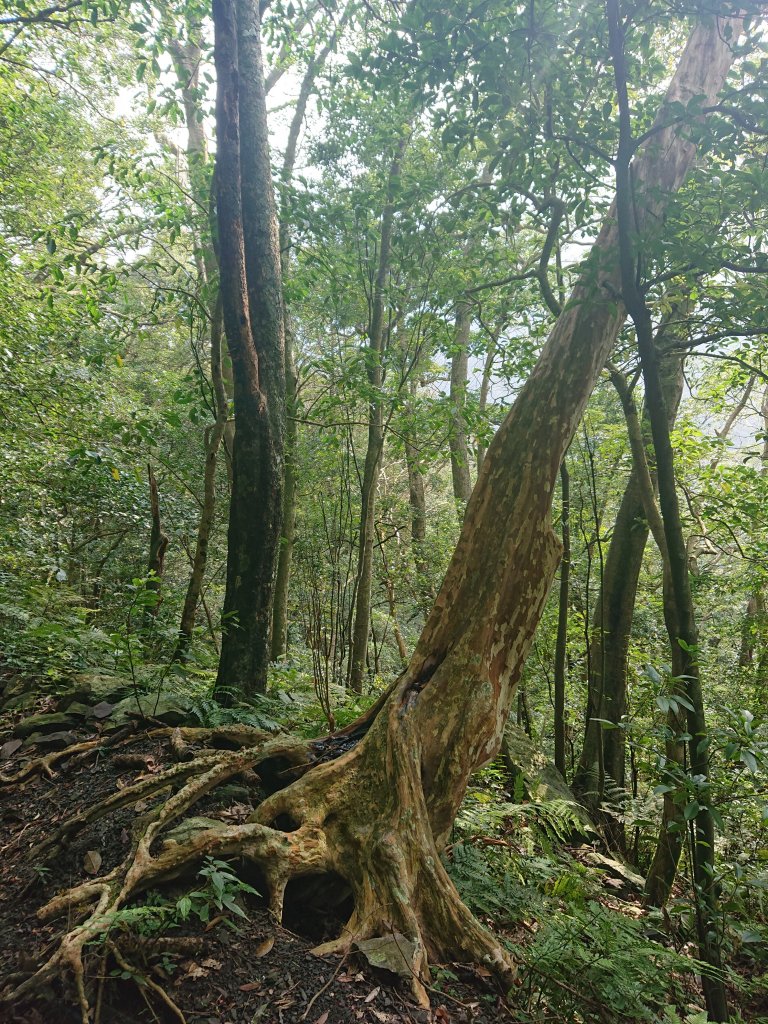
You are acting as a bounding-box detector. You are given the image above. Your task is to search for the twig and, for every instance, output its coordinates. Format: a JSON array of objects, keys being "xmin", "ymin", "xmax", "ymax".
[
  {"xmin": 108, "ymin": 940, "xmax": 187, "ymax": 1024},
  {"xmin": 301, "ymin": 948, "xmax": 349, "ymax": 1020}
]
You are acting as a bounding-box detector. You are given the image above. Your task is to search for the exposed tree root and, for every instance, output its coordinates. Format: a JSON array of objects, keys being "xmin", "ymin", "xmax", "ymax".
[
  {"xmin": 0, "ymin": 721, "xmax": 284, "ymax": 789},
  {"xmin": 2, "ymin": 704, "xmax": 517, "ymax": 1018},
  {"xmin": 1, "ymin": 738, "xmax": 104, "ymax": 786}
]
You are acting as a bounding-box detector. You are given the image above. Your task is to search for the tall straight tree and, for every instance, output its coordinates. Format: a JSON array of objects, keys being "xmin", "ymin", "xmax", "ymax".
[
  {"xmin": 213, "ymin": 0, "xmax": 286, "ymax": 699},
  {"xmin": 607, "ymin": 2, "xmax": 729, "ymax": 1013},
  {"xmin": 349, "ymin": 138, "xmax": 406, "ymax": 692}
]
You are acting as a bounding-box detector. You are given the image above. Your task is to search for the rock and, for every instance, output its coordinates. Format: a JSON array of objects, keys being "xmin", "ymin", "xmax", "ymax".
[
  {"xmin": 583, "ymin": 851, "xmax": 645, "ymax": 892},
  {"xmin": 61, "ymin": 702, "xmax": 93, "ymax": 718},
  {"xmin": 502, "ymin": 723, "xmax": 596, "ymax": 837},
  {"xmin": 13, "ymin": 712, "xmax": 80, "ymax": 739},
  {"xmin": 90, "ymin": 700, "xmax": 114, "ymax": 719},
  {"xmin": 0, "ymin": 738, "xmax": 23, "ymax": 758},
  {"xmin": 110, "ymin": 692, "xmax": 189, "ymax": 726},
  {"xmin": 1, "ymin": 675, "xmax": 30, "ymax": 701},
  {"xmin": 23, "ymin": 730, "xmax": 78, "ymax": 750},
  {"xmin": 217, "ymin": 784, "xmax": 252, "ymax": 802},
  {"xmin": 1, "ymin": 692, "xmax": 40, "ymax": 713},
  {"xmin": 58, "ymin": 672, "xmax": 131, "ymax": 707}
]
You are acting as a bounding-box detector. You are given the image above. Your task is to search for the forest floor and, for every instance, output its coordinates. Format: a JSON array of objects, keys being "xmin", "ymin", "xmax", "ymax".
[
  {"xmin": 0, "ymin": 677, "xmax": 513, "ymax": 1024},
  {"xmin": 1, "ymin": 669, "xmax": 765, "ymax": 1024}
]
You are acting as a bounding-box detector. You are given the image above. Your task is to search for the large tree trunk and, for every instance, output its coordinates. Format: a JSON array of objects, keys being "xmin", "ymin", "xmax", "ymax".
[
  {"xmin": 13, "ymin": 15, "xmax": 740, "ymax": 1018},
  {"xmin": 349, "ymin": 142, "xmax": 405, "ymax": 692},
  {"xmin": 214, "ymin": 0, "xmax": 286, "ymax": 699}
]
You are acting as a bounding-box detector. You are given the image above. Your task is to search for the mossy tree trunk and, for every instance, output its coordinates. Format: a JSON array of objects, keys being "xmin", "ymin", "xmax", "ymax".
[{"xmin": 214, "ymin": 0, "xmax": 286, "ymax": 699}]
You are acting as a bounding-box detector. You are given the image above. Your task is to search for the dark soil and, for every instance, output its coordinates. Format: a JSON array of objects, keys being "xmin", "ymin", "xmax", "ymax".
[{"xmin": 0, "ymin": 720, "xmax": 509, "ymax": 1024}]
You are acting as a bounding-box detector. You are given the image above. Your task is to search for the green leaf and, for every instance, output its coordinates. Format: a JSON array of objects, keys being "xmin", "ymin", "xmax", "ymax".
[{"xmin": 683, "ymin": 801, "xmax": 700, "ymax": 821}]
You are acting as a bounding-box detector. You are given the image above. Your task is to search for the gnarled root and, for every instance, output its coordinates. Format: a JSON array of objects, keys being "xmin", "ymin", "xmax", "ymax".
[{"xmin": 3, "ymin": 708, "xmax": 515, "ymax": 1017}]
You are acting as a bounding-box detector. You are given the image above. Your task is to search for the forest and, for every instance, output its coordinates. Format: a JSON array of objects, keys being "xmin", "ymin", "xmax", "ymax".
[{"xmin": 0, "ymin": 0, "xmax": 767, "ymax": 1022}]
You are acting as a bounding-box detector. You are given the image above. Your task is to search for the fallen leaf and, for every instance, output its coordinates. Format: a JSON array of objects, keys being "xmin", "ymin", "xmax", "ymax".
[
  {"xmin": 313, "ymin": 1013, "xmax": 329, "ymax": 1024},
  {"xmin": 355, "ymin": 934, "xmax": 417, "ymax": 979},
  {"xmin": 239, "ymin": 982, "xmax": 261, "ymax": 992},
  {"xmin": 364, "ymin": 987, "xmax": 380, "ymax": 1004},
  {"xmin": 254, "ymin": 936, "xmax": 274, "ymax": 957},
  {"xmin": 83, "ymin": 850, "xmax": 102, "ymax": 875},
  {"xmin": 134, "ymin": 800, "xmax": 148, "ymax": 813},
  {"xmin": 201, "ymin": 958, "xmax": 222, "ymax": 970},
  {"xmin": 434, "ymin": 1006, "xmax": 451, "ymax": 1023}
]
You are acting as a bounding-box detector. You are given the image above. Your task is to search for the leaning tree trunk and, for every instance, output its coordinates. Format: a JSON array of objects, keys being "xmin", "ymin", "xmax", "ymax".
[
  {"xmin": 214, "ymin": 0, "xmax": 285, "ymax": 700},
  {"xmin": 349, "ymin": 141, "xmax": 405, "ymax": 692},
  {"xmin": 8, "ymin": 14, "xmax": 741, "ymax": 1019}
]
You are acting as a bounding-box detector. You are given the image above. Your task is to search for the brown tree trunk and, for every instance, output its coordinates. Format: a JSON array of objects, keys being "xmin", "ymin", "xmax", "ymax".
[
  {"xmin": 349, "ymin": 141, "xmax": 405, "ymax": 692},
  {"xmin": 213, "ymin": 0, "xmax": 286, "ymax": 700},
  {"xmin": 449, "ymin": 300, "xmax": 473, "ymax": 514}
]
